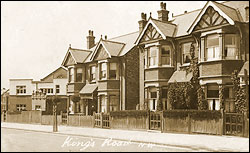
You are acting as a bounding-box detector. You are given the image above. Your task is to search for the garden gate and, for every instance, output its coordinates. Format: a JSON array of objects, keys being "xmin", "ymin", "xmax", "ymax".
[
  {"xmin": 149, "ymin": 111, "xmax": 162, "ymax": 131},
  {"xmin": 224, "ymin": 113, "xmax": 244, "ymax": 136}
]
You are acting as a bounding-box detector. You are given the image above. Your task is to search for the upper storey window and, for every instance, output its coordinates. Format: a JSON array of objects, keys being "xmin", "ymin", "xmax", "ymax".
[
  {"xmin": 182, "ymin": 43, "xmax": 192, "ymax": 64},
  {"xmin": 224, "ymin": 34, "xmax": 239, "ymax": 60},
  {"xmin": 90, "ymin": 66, "xmax": 96, "ymax": 82},
  {"xmin": 16, "ymin": 86, "xmax": 26, "ymax": 94},
  {"xmin": 148, "ymin": 46, "xmax": 157, "ymax": 66},
  {"xmin": 161, "ymin": 45, "xmax": 171, "ymax": 65},
  {"xmin": 76, "ymin": 68, "xmax": 82, "ymax": 82},
  {"xmin": 109, "ymin": 63, "xmax": 117, "ymax": 80},
  {"xmin": 69, "ymin": 68, "xmax": 74, "ymax": 83},
  {"xmin": 206, "ymin": 34, "xmax": 220, "ymax": 61},
  {"xmin": 100, "ymin": 63, "xmax": 107, "ymax": 80}
]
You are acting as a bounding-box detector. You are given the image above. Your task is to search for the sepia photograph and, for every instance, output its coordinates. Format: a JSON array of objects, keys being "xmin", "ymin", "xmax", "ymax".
[{"xmin": 1, "ymin": 1, "xmax": 249, "ymax": 152}]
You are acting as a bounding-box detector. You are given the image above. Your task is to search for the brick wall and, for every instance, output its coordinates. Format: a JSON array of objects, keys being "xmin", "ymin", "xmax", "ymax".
[
  {"xmin": 8, "ymin": 96, "xmax": 32, "ymax": 112},
  {"xmin": 124, "ymin": 47, "xmax": 139, "ymax": 110}
]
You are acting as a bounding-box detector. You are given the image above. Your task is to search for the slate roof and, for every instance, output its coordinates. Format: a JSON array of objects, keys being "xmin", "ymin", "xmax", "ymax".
[
  {"xmin": 69, "ymin": 48, "xmax": 92, "ymax": 63},
  {"xmin": 222, "ymin": 1, "xmax": 249, "ymax": 22},
  {"xmin": 168, "ymin": 71, "xmax": 193, "ymax": 83},
  {"xmin": 101, "ymin": 40, "xmax": 125, "ymax": 57},
  {"xmin": 79, "ymin": 84, "xmax": 98, "ymax": 94},
  {"xmin": 239, "ymin": 61, "xmax": 249, "ymax": 76},
  {"xmin": 151, "ymin": 19, "xmax": 177, "ymax": 37}
]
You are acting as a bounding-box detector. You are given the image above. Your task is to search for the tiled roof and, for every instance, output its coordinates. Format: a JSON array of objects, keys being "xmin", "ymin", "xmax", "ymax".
[
  {"xmin": 69, "ymin": 48, "xmax": 91, "ymax": 63},
  {"xmin": 109, "ymin": 31, "xmax": 139, "ymax": 56},
  {"xmin": 171, "ymin": 10, "xmax": 201, "ymax": 37},
  {"xmin": 79, "ymin": 84, "xmax": 98, "ymax": 94},
  {"xmin": 151, "ymin": 19, "xmax": 177, "ymax": 37},
  {"xmin": 239, "ymin": 61, "xmax": 249, "ymax": 76},
  {"xmin": 222, "ymin": 1, "xmax": 249, "ymax": 22},
  {"xmin": 168, "ymin": 71, "xmax": 193, "ymax": 83},
  {"xmin": 212, "ymin": 1, "xmax": 241, "ymax": 22},
  {"xmin": 101, "ymin": 40, "xmax": 125, "ymax": 57}
]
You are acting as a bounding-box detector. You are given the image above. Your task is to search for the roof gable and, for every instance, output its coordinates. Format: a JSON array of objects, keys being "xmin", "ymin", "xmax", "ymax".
[
  {"xmin": 62, "ymin": 47, "xmax": 91, "ymax": 66},
  {"xmin": 65, "ymin": 52, "xmax": 76, "ymax": 66},
  {"xmin": 193, "ymin": 6, "xmax": 229, "ymax": 31},
  {"xmin": 41, "ymin": 67, "xmax": 68, "ymax": 82},
  {"xmin": 188, "ymin": 1, "xmax": 239, "ymax": 34},
  {"xmin": 93, "ymin": 44, "xmax": 110, "ymax": 61},
  {"xmin": 135, "ymin": 18, "xmax": 176, "ymax": 45}
]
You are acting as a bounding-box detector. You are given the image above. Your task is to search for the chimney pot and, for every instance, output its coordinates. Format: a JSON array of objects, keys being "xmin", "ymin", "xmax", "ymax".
[
  {"xmin": 86, "ymin": 30, "xmax": 95, "ymax": 49},
  {"xmin": 157, "ymin": 2, "xmax": 169, "ymax": 22},
  {"xmin": 184, "ymin": 11, "xmax": 187, "ymax": 13},
  {"xmin": 105, "ymin": 35, "xmax": 107, "ymax": 40}
]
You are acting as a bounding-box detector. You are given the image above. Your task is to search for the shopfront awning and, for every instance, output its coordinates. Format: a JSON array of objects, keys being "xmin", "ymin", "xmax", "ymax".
[
  {"xmin": 168, "ymin": 71, "xmax": 193, "ymax": 83},
  {"xmin": 79, "ymin": 84, "xmax": 98, "ymax": 95}
]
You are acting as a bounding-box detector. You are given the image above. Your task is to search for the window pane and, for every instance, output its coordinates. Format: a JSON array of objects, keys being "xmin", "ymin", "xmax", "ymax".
[
  {"xmin": 161, "ymin": 46, "xmax": 171, "ymax": 55},
  {"xmin": 150, "ymin": 92, "xmax": 157, "ymax": 98},
  {"xmin": 110, "ymin": 63, "xmax": 116, "ymax": 70},
  {"xmin": 77, "ymin": 68, "xmax": 82, "ymax": 73},
  {"xmin": 207, "ymin": 35, "xmax": 219, "ymax": 47}
]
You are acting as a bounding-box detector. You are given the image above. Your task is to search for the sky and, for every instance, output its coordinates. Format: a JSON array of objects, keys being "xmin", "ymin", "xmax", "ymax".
[{"xmin": 1, "ymin": 1, "xmax": 208, "ymax": 89}]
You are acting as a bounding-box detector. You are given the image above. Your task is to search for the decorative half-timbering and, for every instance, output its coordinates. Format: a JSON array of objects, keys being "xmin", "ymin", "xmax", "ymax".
[
  {"xmin": 194, "ymin": 6, "xmax": 229, "ymax": 31},
  {"xmin": 140, "ymin": 24, "xmax": 162, "ymax": 43}
]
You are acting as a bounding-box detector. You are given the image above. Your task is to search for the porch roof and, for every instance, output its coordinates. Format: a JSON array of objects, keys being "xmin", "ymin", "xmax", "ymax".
[
  {"xmin": 239, "ymin": 61, "xmax": 249, "ymax": 76},
  {"xmin": 168, "ymin": 71, "xmax": 193, "ymax": 83},
  {"xmin": 79, "ymin": 84, "xmax": 98, "ymax": 94}
]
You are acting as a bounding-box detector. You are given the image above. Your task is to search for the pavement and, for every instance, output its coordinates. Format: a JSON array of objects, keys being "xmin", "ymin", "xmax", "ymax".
[{"xmin": 1, "ymin": 122, "xmax": 249, "ymax": 152}]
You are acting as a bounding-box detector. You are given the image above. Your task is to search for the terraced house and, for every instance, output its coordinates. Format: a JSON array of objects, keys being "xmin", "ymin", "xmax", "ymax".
[
  {"xmin": 136, "ymin": 1, "xmax": 249, "ymax": 112},
  {"xmin": 62, "ymin": 31, "xmax": 139, "ymax": 115}
]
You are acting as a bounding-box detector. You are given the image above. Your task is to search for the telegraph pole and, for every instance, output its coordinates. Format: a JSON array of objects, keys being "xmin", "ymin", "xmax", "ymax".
[{"xmin": 53, "ymin": 95, "xmax": 58, "ymax": 132}]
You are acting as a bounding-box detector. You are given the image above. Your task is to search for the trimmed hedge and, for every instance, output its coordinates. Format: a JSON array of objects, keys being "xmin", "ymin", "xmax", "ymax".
[
  {"xmin": 163, "ymin": 110, "xmax": 222, "ymax": 120},
  {"xmin": 110, "ymin": 110, "xmax": 149, "ymax": 117}
]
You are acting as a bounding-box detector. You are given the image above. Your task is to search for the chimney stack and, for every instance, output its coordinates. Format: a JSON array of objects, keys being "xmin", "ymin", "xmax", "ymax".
[
  {"xmin": 157, "ymin": 2, "xmax": 169, "ymax": 22},
  {"xmin": 86, "ymin": 30, "xmax": 95, "ymax": 49},
  {"xmin": 138, "ymin": 12, "xmax": 147, "ymax": 33}
]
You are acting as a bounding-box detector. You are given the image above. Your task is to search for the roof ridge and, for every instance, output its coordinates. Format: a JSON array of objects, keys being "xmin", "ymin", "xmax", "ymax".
[
  {"xmin": 70, "ymin": 47, "xmax": 92, "ymax": 52},
  {"xmin": 102, "ymin": 39, "xmax": 126, "ymax": 45},
  {"xmin": 172, "ymin": 8, "xmax": 202, "ymax": 18},
  {"xmin": 212, "ymin": 1, "xmax": 237, "ymax": 11},
  {"xmin": 108, "ymin": 31, "xmax": 139, "ymax": 40},
  {"xmin": 151, "ymin": 18, "xmax": 177, "ymax": 26}
]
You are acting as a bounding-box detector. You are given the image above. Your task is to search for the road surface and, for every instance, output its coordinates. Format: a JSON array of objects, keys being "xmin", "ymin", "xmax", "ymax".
[{"xmin": 1, "ymin": 127, "xmax": 197, "ymax": 152}]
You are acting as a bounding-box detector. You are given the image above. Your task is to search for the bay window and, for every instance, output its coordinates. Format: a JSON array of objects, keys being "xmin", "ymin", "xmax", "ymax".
[
  {"xmin": 100, "ymin": 63, "xmax": 107, "ymax": 80},
  {"xmin": 148, "ymin": 46, "xmax": 157, "ymax": 66},
  {"xmin": 90, "ymin": 66, "xmax": 96, "ymax": 82},
  {"xmin": 76, "ymin": 68, "xmax": 83, "ymax": 82},
  {"xmin": 161, "ymin": 45, "xmax": 171, "ymax": 65},
  {"xmin": 69, "ymin": 68, "xmax": 74, "ymax": 83},
  {"xmin": 207, "ymin": 85, "xmax": 220, "ymax": 110},
  {"xmin": 109, "ymin": 63, "xmax": 117, "ymax": 80},
  {"xmin": 206, "ymin": 34, "xmax": 220, "ymax": 61},
  {"xmin": 182, "ymin": 42, "xmax": 192, "ymax": 64},
  {"xmin": 224, "ymin": 34, "xmax": 239, "ymax": 59},
  {"xmin": 109, "ymin": 95, "xmax": 118, "ymax": 111}
]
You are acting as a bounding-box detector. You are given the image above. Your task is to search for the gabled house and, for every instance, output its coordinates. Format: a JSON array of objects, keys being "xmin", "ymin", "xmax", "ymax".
[
  {"xmin": 62, "ymin": 30, "xmax": 139, "ymax": 115},
  {"xmin": 135, "ymin": 1, "xmax": 249, "ymax": 112}
]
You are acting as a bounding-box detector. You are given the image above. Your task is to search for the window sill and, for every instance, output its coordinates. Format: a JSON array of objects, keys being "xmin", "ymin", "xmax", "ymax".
[
  {"xmin": 199, "ymin": 59, "xmax": 242, "ymax": 64},
  {"xmin": 145, "ymin": 65, "xmax": 174, "ymax": 70}
]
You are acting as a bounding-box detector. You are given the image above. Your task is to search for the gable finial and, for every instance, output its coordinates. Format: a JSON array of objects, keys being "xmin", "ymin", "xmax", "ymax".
[
  {"xmin": 101, "ymin": 35, "xmax": 103, "ymax": 39},
  {"xmin": 69, "ymin": 44, "xmax": 71, "ymax": 48}
]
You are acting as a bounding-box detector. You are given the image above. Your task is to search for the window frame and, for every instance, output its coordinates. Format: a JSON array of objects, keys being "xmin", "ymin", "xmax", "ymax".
[
  {"xmin": 76, "ymin": 68, "xmax": 83, "ymax": 82},
  {"xmin": 90, "ymin": 65, "xmax": 96, "ymax": 82},
  {"xmin": 109, "ymin": 63, "xmax": 117, "ymax": 80},
  {"xmin": 55, "ymin": 85, "xmax": 60, "ymax": 94},
  {"xmin": 205, "ymin": 34, "xmax": 220, "ymax": 61},
  {"xmin": 100, "ymin": 63, "xmax": 107, "ymax": 80},
  {"xmin": 161, "ymin": 45, "xmax": 171, "ymax": 66},
  {"xmin": 16, "ymin": 86, "xmax": 26, "ymax": 95},
  {"xmin": 148, "ymin": 46, "xmax": 158, "ymax": 67},
  {"xmin": 181, "ymin": 42, "xmax": 192, "ymax": 64}
]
